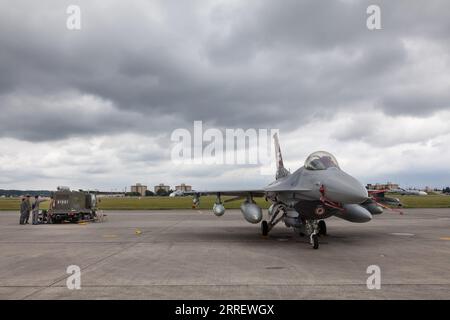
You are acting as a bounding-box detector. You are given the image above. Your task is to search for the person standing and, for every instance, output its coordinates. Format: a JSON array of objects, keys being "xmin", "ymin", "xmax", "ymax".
[
  {"xmin": 32, "ymin": 195, "xmax": 44, "ymax": 225},
  {"xmin": 24, "ymin": 195, "xmax": 32, "ymax": 224},
  {"xmin": 19, "ymin": 198, "xmax": 28, "ymax": 225}
]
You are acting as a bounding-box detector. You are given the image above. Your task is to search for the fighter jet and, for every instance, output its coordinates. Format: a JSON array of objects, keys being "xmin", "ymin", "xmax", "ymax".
[
  {"xmin": 368, "ymin": 189, "xmax": 403, "ymax": 207},
  {"xmin": 169, "ymin": 190, "xmax": 185, "ymax": 197},
  {"xmin": 388, "ymin": 188, "xmax": 427, "ymax": 196},
  {"xmin": 190, "ymin": 134, "xmax": 386, "ymax": 249}
]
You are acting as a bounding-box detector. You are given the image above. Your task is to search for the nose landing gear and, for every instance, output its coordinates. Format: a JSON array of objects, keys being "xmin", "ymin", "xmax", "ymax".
[
  {"xmin": 311, "ymin": 233, "xmax": 319, "ymax": 249},
  {"xmin": 261, "ymin": 220, "xmax": 269, "ymax": 236},
  {"xmin": 306, "ymin": 220, "xmax": 320, "ymax": 249},
  {"xmin": 262, "ymin": 205, "xmax": 327, "ymax": 250},
  {"xmin": 318, "ymin": 220, "xmax": 327, "ymax": 236}
]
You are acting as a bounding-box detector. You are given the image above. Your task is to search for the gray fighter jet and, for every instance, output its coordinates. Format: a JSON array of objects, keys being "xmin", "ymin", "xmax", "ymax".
[
  {"xmin": 190, "ymin": 134, "xmax": 385, "ymax": 249},
  {"xmin": 388, "ymin": 188, "xmax": 427, "ymax": 196}
]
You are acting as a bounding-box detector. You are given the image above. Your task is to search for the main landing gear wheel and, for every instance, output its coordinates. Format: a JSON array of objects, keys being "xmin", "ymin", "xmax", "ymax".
[
  {"xmin": 318, "ymin": 220, "xmax": 327, "ymax": 236},
  {"xmin": 261, "ymin": 220, "xmax": 269, "ymax": 236},
  {"xmin": 311, "ymin": 234, "xmax": 319, "ymax": 249}
]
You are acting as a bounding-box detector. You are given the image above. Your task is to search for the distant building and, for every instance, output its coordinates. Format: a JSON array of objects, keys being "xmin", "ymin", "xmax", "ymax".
[
  {"xmin": 154, "ymin": 183, "xmax": 170, "ymax": 193},
  {"xmin": 366, "ymin": 182, "xmax": 400, "ymax": 190},
  {"xmin": 131, "ymin": 183, "xmax": 147, "ymax": 196},
  {"xmin": 175, "ymin": 183, "xmax": 192, "ymax": 192}
]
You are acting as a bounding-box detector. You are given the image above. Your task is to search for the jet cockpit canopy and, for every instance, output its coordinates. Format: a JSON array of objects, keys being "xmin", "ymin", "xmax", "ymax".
[{"xmin": 305, "ymin": 151, "xmax": 340, "ymax": 170}]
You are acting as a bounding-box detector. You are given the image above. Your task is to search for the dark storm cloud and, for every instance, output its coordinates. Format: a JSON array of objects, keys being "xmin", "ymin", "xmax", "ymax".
[
  {"xmin": 0, "ymin": 0, "xmax": 449, "ymax": 142},
  {"xmin": 380, "ymin": 91, "xmax": 450, "ymax": 116},
  {"xmin": 0, "ymin": 91, "xmax": 165, "ymax": 141}
]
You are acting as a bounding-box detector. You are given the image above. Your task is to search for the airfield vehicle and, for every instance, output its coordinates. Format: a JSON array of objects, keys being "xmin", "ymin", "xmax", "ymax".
[{"xmin": 47, "ymin": 187, "xmax": 98, "ymax": 224}]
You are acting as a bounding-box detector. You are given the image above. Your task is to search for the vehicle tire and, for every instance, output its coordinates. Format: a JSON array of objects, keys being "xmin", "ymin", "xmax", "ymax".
[
  {"xmin": 261, "ymin": 220, "xmax": 269, "ymax": 236},
  {"xmin": 71, "ymin": 216, "xmax": 80, "ymax": 223},
  {"xmin": 312, "ymin": 234, "xmax": 319, "ymax": 249},
  {"xmin": 318, "ymin": 220, "xmax": 327, "ymax": 236}
]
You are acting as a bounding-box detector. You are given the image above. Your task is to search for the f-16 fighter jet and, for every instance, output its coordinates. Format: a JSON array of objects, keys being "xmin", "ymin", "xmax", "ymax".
[
  {"xmin": 388, "ymin": 188, "xmax": 427, "ymax": 196},
  {"xmin": 190, "ymin": 134, "xmax": 386, "ymax": 249}
]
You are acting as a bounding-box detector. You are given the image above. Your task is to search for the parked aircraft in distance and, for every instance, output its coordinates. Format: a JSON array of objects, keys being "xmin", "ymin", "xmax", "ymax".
[
  {"xmin": 388, "ymin": 188, "xmax": 427, "ymax": 196},
  {"xmin": 169, "ymin": 190, "xmax": 185, "ymax": 197}
]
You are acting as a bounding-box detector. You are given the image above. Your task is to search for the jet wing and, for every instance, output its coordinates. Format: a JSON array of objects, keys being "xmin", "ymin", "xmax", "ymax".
[
  {"xmin": 186, "ymin": 186, "xmax": 311, "ymax": 197},
  {"xmin": 186, "ymin": 190, "xmax": 266, "ymax": 197}
]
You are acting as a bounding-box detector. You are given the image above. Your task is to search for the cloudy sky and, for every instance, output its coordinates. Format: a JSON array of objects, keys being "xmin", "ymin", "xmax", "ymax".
[{"xmin": 1, "ymin": 0, "xmax": 450, "ymax": 191}]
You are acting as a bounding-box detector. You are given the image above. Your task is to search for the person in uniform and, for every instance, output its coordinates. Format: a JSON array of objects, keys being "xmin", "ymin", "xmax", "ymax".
[
  {"xmin": 19, "ymin": 198, "xmax": 28, "ymax": 225},
  {"xmin": 24, "ymin": 195, "xmax": 32, "ymax": 224},
  {"xmin": 32, "ymin": 195, "xmax": 44, "ymax": 225}
]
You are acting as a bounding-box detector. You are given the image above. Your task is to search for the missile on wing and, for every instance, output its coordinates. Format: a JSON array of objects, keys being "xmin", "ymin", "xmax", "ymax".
[
  {"xmin": 361, "ymin": 199, "xmax": 384, "ymax": 215},
  {"xmin": 334, "ymin": 204, "xmax": 372, "ymax": 223},
  {"xmin": 240, "ymin": 200, "xmax": 263, "ymax": 224}
]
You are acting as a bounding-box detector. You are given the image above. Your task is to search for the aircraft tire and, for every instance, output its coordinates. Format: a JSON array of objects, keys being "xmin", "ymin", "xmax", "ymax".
[
  {"xmin": 318, "ymin": 220, "xmax": 327, "ymax": 236},
  {"xmin": 261, "ymin": 220, "xmax": 269, "ymax": 236},
  {"xmin": 312, "ymin": 234, "xmax": 319, "ymax": 249}
]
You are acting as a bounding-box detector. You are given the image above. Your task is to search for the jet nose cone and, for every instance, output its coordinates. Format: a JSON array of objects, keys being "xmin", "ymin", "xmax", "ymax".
[
  {"xmin": 324, "ymin": 170, "xmax": 368, "ymax": 204},
  {"xmin": 344, "ymin": 183, "xmax": 369, "ymax": 204}
]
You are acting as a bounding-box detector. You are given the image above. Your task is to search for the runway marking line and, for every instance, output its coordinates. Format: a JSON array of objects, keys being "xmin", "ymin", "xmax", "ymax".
[{"xmin": 439, "ymin": 237, "xmax": 450, "ymax": 241}]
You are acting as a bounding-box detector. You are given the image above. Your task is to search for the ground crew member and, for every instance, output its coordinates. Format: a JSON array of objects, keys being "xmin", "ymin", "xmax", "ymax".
[
  {"xmin": 19, "ymin": 198, "xmax": 28, "ymax": 225},
  {"xmin": 24, "ymin": 195, "xmax": 32, "ymax": 224},
  {"xmin": 32, "ymin": 195, "xmax": 44, "ymax": 225}
]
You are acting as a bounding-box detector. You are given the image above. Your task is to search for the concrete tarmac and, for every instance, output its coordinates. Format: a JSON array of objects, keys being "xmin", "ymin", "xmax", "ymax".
[{"xmin": 0, "ymin": 209, "xmax": 449, "ymax": 299}]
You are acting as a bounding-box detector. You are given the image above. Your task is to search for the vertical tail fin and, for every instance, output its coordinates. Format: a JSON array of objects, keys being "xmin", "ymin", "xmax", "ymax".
[
  {"xmin": 273, "ymin": 133, "xmax": 290, "ymax": 179},
  {"xmin": 274, "ymin": 132, "xmax": 284, "ymax": 170}
]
